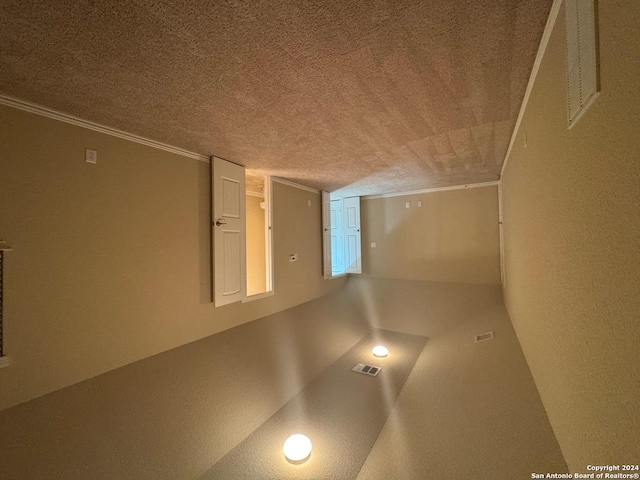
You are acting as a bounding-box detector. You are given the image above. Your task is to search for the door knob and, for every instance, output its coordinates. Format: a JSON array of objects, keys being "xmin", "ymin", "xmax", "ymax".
[{"xmin": 214, "ymin": 218, "xmax": 227, "ymax": 226}]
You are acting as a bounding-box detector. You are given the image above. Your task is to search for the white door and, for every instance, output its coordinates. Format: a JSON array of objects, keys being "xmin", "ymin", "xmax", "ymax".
[
  {"xmin": 212, "ymin": 157, "xmax": 246, "ymax": 306},
  {"xmin": 343, "ymin": 196, "xmax": 362, "ymax": 274},
  {"xmin": 322, "ymin": 191, "xmax": 332, "ymax": 279},
  {"xmin": 330, "ymin": 199, "xmax": 344, "ymax": 274}
]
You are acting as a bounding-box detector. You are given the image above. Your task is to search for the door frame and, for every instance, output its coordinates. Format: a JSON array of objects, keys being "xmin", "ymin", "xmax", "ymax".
[
  {"xmin": 242, "ymin": 175, "xmax": 275, "ymax": 302},
  {"xmin": 212, "ymin": 156, "xmax": 247, "ymax": 307}
]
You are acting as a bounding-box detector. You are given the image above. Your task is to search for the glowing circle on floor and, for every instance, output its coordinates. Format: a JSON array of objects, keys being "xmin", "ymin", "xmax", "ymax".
[
  {"xmin": 283, "ymin": 434, "xmax": 312, "ymax": 464},
  {"xmin": 372, "ymin": 345, "xmax": 389, "ymax": 357}
]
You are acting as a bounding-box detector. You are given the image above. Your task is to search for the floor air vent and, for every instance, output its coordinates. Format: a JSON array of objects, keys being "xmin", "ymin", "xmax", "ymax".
[
  {"xmin": 352, "ymin": 363, "xmax": 381, "ymax": 376},
  {"xmin": 475, "ymin": 331, "xmax": 495, "ymax": 343}
]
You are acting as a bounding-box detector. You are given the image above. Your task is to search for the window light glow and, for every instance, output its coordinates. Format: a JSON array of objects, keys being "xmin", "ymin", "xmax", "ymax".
[
  {"xmin": 283, "ymin": 434, "xmax": 312, "ymax": 464},
  {"xmin": 372, "ymin": 345, "xmax": 389, "ymax": 358}
]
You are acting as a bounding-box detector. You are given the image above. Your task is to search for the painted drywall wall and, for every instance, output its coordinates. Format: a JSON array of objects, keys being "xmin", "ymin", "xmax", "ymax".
[
  {"xmin": 361, "ymin": 186, "xmax": 501, "ymax": 285},
  {"xmin": 0, "ymin": 291, "xmax": 370, "ymax": 479},
  {"xmin": 501, "ymin": 2, "xmax": 640, "ymax": 471},
  {"xmin": 246, "ymin": 194, "xmax": 266, "ymax": 296},
  {"xmin": 0, "ymin": 105, "xmax": 346, "ymax": 411}
]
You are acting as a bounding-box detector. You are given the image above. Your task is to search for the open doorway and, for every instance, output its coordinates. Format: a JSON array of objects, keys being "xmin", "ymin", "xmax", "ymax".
[
  {"xmin": 245, "ymin": 173, "xmax": 273, "ymax": 299},
  {"xmin": 322, "ymin": 192, "xmax": 362, "ymax": 278}
]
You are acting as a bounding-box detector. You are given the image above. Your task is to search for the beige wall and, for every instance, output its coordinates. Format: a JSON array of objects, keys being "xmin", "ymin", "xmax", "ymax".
[
  {"xmin": 502, "ymin": 2, "xmax": 640, "ymax": 471},
  {"xmin": 361, "ymin": 186, "xmax": 501, "ymax": 285},
  {"xmin": 0, "ymin": 105, "xmax": 346, "ymax": 411},
  {"xmin": 246, "ymin": 194, "xmax": 266, "ymax": 296}
]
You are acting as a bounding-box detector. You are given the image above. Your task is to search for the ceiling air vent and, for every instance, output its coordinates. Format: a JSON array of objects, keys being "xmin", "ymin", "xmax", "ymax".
[
  {"xmin": 352, "ymin": 363, "xmax": 381, "ymax": 377},
  {"xmin": 475, "ymin": 331, "xmax": 495, "ymax": 343}
]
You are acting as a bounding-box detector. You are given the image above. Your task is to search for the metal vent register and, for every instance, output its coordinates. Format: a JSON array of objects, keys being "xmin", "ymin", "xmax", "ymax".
[
  {"xmin": 352, "ymin": 363, "xmax": 381, "ymax": 377},
  {"xmin": 475, "ymin": 331, "xmax": 495, "ymax": 343},
  {"xmin": 0, "ymin": 240, "xmax": 12, "ymax": 358},
  {"xmin": 0, "ymin": 249, "xmax": 3, "ymax": 356}
]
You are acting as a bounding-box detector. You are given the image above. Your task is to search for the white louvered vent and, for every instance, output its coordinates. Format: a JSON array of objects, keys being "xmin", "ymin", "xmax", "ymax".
[
  {"xmin": 475, "ymin": 331, "xmax": 495, "ymax": 343},
  {"xmin": 352, "ymin": 363, "xmax": 381, "ymax": 377},
  {"xmin": 565, "ymin": 0, "xmax": 599, "ymax": 128}
]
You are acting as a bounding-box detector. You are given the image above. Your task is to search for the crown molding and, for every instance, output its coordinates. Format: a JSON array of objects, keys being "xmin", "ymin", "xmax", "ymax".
[{"xmin": 0, "ymin": 94, "xmax": 210, "ymax": 162}]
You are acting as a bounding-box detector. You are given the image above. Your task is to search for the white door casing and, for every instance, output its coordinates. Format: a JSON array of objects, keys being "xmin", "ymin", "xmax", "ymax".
[
  {"xmin": 343, "ymin": 196, "xmax": 362, "ymax": 274},
  {"xmin": 322, "ymin": 191, "xmax": 332, "ymax": 279},
  {"xmin": 213, "ymin": 157, "xmax": 246, "ymax": 306}
]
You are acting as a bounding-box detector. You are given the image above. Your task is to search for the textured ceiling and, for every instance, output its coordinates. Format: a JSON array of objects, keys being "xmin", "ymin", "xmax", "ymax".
[{"xmin": 0, "ymin": 0, "xmax": 551, "ymax": 196}]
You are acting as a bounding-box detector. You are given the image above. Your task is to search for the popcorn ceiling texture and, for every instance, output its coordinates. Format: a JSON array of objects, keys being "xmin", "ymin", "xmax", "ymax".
[
  {"xmin": 0, "ymin": 291, "xmax": 371, "ymax": 479},
  {"xmin": 0, "ymin": 280, "xmax": 566, "ymax": 479},
  {"xmin": 202, "ymin": 329, "xmax": 427, "ymax": 480},
  {"xmin": 357, "ymin": 302, "xmax": 566, "ymax": 479},
  {"xmin": 0, "ymin": 0, "xmax": 551, "ymax": 196}
]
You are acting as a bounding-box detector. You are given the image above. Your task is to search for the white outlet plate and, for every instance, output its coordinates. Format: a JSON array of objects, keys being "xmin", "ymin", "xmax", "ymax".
[
  {"xmin": 85, "ymin": 148, "xmax": 97, "ymax": 164},
  {"xmin": 405, "ymin": 202, "xmax": 410, "ymax": 208},
  {"xmin": 417, "ymin": 201, "xmax": 422, "ymax": 207},
  {"xmin": 371, "ymin": 242, "xmax": 377, "ymax": 248},
  {"xmin": 307, "ymin": 200, "xmax": 311, "ymax": 207}
]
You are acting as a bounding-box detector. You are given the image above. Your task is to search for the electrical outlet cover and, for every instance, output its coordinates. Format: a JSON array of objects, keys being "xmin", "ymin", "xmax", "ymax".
[{"xmin": 85, "ymin": 148, "xmax": 97, "ymax": 164}]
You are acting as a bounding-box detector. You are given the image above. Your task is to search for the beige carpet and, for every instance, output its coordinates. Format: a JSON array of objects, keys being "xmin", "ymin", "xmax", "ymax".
[{"xmin": 0, "ymin": 0, "xmax": 552, "ymax": 195}]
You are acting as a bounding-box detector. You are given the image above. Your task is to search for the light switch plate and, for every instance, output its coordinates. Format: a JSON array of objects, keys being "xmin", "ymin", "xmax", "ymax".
[
  {"xmin": 371, "ymin": 242, "xmax": 377, "ymax": 248},
  {"xmin": 405, "ymin": 202, "xmax": 410, "ymax": 208},
  {"xmin": 307, "ymin": 200, "xmax": 311, "ymax": 207},
  {"xmin": 85, "ymin": 148, "xmax": 97, "ymax": 164},
  {"xmin": 417, "ymin": 201, "xmax": 422, "ymax": 207}
]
